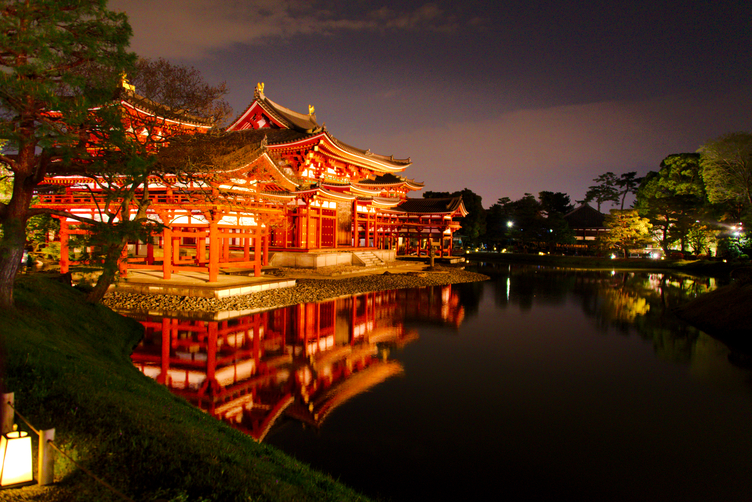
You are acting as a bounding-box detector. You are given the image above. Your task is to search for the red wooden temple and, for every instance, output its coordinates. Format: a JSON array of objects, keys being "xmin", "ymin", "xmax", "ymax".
[{"xmin": 35, "ymin": 82, "xmax": 467, "ymax": 280}]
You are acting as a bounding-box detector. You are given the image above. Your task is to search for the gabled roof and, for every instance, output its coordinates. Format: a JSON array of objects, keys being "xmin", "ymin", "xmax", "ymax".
[
  {"xmin": 394, "ymin": 197, "xmax": 468, "ymax": 216},
  {"xmin": 564, "ymin": 203, "xmax": 606, "ymax": 229},
  {"xmin": 356, "ymin": 172, "xmax": 423, "ymax": 189},
  {"xmin": 154, "ymin": 132, "xmax": 299, "ymax": 191},
  {"xmin": 226, "ymin": 85, "xmax": 411, "ymax": 173},
  {"xmin": 227, "ymin": 84, "xmax": 321, "ymax": 133},
  {"xmin": 118, "ymin": 87, "xmax": 215, "ymax": 128}
]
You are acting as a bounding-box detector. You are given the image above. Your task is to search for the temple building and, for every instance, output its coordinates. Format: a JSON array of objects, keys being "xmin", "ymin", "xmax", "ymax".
[{"xmin": 35, "ymin": 82, "xmax": 467, "ymax": 280}]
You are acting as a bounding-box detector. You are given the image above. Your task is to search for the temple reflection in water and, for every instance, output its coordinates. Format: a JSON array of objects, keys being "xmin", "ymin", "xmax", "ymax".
[{"xmin": 130, "ymin": 285, "xmax": 464, "ymax": 441}]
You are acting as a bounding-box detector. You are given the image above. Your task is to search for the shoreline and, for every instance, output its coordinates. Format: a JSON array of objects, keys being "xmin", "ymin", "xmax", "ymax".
[{"xmin": 103, "ymin": 265, "xmax": 490, "ymax": 314}]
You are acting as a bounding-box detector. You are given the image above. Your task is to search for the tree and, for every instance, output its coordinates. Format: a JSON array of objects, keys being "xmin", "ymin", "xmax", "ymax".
[
  {"xmin": 699, "ymin": 132, "xmax": 752, "ymax": 235},
  {"xmin": 699, "ymin": 132, "xmax": 752, "ymax": 210},
  {"xmin": 635, "ymin": 154, "xmax": 708, "ymax": 253},
  {"xmin": 76, "ymin": 59, "xmax": 229, "ymax": 303},
  {"xmin": 130, "ymin": 58, "xmax": 232, "ymax": 126},
  {"xmin": 599, "ymin": 209, "xmax": 653, "ymax": 258},
  {"xmin": 487, "ymin": 193, "xmax": 573, "ymax": 251},
  {"xmin": 616, "ymin": 171, "xmax": 643, "ymax": 210},
  {"xmin": 425, "ymin": 188, "xmax": 486, "ymax": 246},
  {"xmin": 583, "ymin": 172, "xmax": 619, "ymax": 212},
  {"xmin": 0, "ymin": 0, "xmax": 135, "ymax": 308},
  {"xmin": 538, "ymin": 191, "xmax": 574, "ymax": 216},
  {"xmin": 486, "ymin": 197, "xmax": 513, "ymax": 248}
]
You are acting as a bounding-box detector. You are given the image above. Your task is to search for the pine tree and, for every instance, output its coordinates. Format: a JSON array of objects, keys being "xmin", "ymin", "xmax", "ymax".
[{"xmin": 0, "ymin": 0, "xmax": 135, "ymax": 308}]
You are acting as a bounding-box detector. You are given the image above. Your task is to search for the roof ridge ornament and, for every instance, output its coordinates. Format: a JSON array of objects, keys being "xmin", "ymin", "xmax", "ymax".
[
  {"xmin": 120, "ymin": 72, "xmax": 135, "ymax": 93},
  {"xmin": 256, "ymin": 82, "xmax": 265, "ymax": 98},
  {"xmin": 308, "ymin": 104, "xmax": 315, "ymax": 115}
]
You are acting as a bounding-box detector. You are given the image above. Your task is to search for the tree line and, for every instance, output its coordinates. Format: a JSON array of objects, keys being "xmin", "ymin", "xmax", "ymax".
[{"xmin": 431, "ymin": 132, "xmax": 752, "ymax": 260}]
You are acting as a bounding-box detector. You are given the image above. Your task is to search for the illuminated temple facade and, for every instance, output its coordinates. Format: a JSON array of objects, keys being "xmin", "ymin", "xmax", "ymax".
[{"xmin": 36, "ymin": 83, "xmax": 467, "ymax": 280}]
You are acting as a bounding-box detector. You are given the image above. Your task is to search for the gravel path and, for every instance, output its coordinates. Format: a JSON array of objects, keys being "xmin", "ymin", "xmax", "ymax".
[{"xmin": 103, "ymin": 266, "xmax": 489, "ymax": 314}]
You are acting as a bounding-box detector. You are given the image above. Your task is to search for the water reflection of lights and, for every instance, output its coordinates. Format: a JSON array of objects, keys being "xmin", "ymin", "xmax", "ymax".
[{"xmin": 128, "ymin": 286, "xmax": 465, "ymax": 441}]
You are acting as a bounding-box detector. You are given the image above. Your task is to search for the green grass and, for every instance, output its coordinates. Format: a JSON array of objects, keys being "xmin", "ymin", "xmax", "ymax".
[{"xmin": 1, "ymin": 274, "xmax": 370, "ymax": 502}]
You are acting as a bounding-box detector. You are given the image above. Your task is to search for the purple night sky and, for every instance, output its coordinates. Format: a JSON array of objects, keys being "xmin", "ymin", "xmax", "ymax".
[{"xmin": 110, "ymin": 0, "xmax": 752, "ymax": 208}]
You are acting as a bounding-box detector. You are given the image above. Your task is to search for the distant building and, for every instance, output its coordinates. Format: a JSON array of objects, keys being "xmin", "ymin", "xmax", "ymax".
[{"xmin": 564, "ymin": 203, "xmax": 608, "ymax": 241}]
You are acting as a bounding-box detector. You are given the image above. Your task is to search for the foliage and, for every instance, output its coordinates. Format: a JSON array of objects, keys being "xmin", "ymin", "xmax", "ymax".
[
  {"xmin": 583, "ymin": 172, "xmax": 619, "ymax": 212},
  {"xmin": 615, "ymin": 171, "xmax": 643, "ymax": 210},
  {"xmin": 25, "ymin": 212, "xmax": 60, "ymax": 264},
  {"xmin": 486, "ymin": 193, "xmax": 574, "ymax": 250},
  {"xmin": 599, "ymin": 209, "xmax": 653, "ymax": 258},
  {"xmin": 0, "ymin": 0, "xmax": 136, "ymax": 308},
  {"xmin": 75, "ymin": 58, "xmax": 229, "ymax": 303},
  {"xmin": 131, "ymin": 57, "xmax": 232, "ymax": 126},
  {"xmin": 538, "ymin": 190, "xmax": 574, "ymax": 215},
  {"xmin": 635, "ymin": 153, "xmax": 711, "ymax": 253},
  {"xmin": 424, "ymin": 188, "xmax": 486, "ymax": 245},
  {"xmin": 583, "ymin": 171, "xmax": 643, "ymax": 212},
  {"xmin": 699, "ymin": 132, "xmax": 752, "ymax": 211},
  {"xmin": 1, "ymin": 275, "xmax": 368, "ymax": 501}
]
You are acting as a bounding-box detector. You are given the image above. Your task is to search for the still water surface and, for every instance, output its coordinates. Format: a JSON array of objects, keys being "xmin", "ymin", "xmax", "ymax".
[{"xmin": 130, "ymin": 265, "xmax": 752, "ymax": 501}]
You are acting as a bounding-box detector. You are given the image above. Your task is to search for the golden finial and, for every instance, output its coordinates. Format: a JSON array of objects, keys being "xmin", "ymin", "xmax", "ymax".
[
  {"xmin": 121, "ymin": 72, "xmax": 135, "ymax": 92},
  {"xmin": 256, "ymin": 82, "xmax": 265, "ymax": 94},
  {"xmin": 308, "ymin": 104, "xmax": 315, "ymax": 115}
]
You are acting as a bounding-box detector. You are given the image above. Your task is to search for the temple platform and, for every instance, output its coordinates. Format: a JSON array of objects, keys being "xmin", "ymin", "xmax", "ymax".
[{"xmin": 108, "ymin": 269, "xmax": 296, "ymax": 299}]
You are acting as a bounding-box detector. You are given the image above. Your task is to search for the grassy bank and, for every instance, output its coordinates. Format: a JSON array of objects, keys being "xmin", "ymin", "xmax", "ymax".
[
  {"xmin": 0, "ymin": 275, "xmax": 369, "ymax": 502},
  {"xmin": 465, "ymin": 251, "xmax": 746, "ymax": 277}
]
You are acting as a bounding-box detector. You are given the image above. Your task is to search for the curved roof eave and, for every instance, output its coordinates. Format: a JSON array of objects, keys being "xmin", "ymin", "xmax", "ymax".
[{"xmin": 318, "ymin": 133, "xmax": 409, "ymax": 173}]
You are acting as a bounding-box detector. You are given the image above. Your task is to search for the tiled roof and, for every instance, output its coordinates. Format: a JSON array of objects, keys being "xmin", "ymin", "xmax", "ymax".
[
  {"xmin": 396, "ymin": 197, "xmax": 464, "ymax": 214},
  {"xmin": 328, "ymin": 136, "xmax": 411, "ymax": 168},
  {"xmin": 119, "ymin": 88, "xmax": 215, "ymax": 127},
  {"xmin": 259, "ymin": 95, "xmax": 322, "ymax": 133},
  {"xmin": 358, "ymin": 172, "xmax": 422, "ymax": 186},
  {"xmin": 564, "ymin": 204, "xmax": 606, "ymax": 229}
]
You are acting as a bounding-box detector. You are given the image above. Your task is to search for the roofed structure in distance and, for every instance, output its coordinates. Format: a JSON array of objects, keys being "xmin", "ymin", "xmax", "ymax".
[
  {"xmin": 396, "ymin": 197, "xmax": 468, "ymax": 216},
  {"xmin": 564, "ymin": 203, "xmax": 606, "ymax": 229}
]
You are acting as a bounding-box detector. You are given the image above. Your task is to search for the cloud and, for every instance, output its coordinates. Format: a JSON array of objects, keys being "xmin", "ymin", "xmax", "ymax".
[
  {"xmin": 355, "ymin": 90, "xmax": 752, "ymax": 206},
  {"xmin": 110, "ymin": 0, "xmax": 457, "ymax": 59}
]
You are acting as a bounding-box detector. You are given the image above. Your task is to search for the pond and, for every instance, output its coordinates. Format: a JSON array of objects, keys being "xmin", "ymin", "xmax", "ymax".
[{"xmin": 129, "ymin": 265, "xmax": 752, "ymax": 501}]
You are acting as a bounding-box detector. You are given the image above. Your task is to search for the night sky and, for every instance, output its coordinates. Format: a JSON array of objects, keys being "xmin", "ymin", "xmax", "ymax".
[{"xmin": 110, "ymin": 0, "xmax": 752, "ymax": 208}]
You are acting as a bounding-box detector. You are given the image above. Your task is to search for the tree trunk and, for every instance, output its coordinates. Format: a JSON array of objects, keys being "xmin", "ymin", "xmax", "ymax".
[
  {"xmin": 86, "ymin": 242, "xmax": 125, "ymax": 303},
  {"xmin": 0, "ymin": 228, "xmax": 25, "ymax": 310},
  {"xmin": 0, "ymin": 177, "xmax": 35, "ymax": 310}
]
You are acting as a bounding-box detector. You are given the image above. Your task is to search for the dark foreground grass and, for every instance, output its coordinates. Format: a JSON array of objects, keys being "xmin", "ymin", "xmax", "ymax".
[{"xmin": 0, "ymin": 275, "xmax": 369, "ymax": 502}]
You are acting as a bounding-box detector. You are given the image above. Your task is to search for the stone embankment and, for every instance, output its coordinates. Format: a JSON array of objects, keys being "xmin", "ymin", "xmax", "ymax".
[{"xmin": 103, "ymin": 266, "xmax": 489, "ymax": 313}]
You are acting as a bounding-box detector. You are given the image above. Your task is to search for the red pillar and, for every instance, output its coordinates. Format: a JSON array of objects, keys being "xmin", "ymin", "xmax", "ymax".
[
  {"xmin": 209, "ymin": 220, "xmax": 219, "ymax": 282},
  {"xmin": 198, "ymin": 230, "xmax": 206, "ymax": 265},
  {"xmin": 59, "ymin": 218, "xmax": 70, "ymax": 274},
  {"xmin": 263, "ymin": 229, "xmax": 269, "ymax": 266},
  {"xmin": 253, "ymin": 231, "xmax": 261, "ymax": 277},
  {"xmin": 305, "ymin": 202, "xmax": 311, "ymax": 250},
  {"xmin": 146, "ymin": 236, "xmax": 154, "ymax": 265},
  {"xmin": 162, "ymin": 225, "xmax": 172, "ymax": 280},
  {"xmin": 353, "ymin": 201, "xmax": 358, "ymax": 248}
]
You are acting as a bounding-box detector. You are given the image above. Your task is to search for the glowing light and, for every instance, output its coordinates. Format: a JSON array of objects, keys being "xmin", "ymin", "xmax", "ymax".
[{"xmin": 0, "ymin": 430, "xmax": 33, "ymax": 487}]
